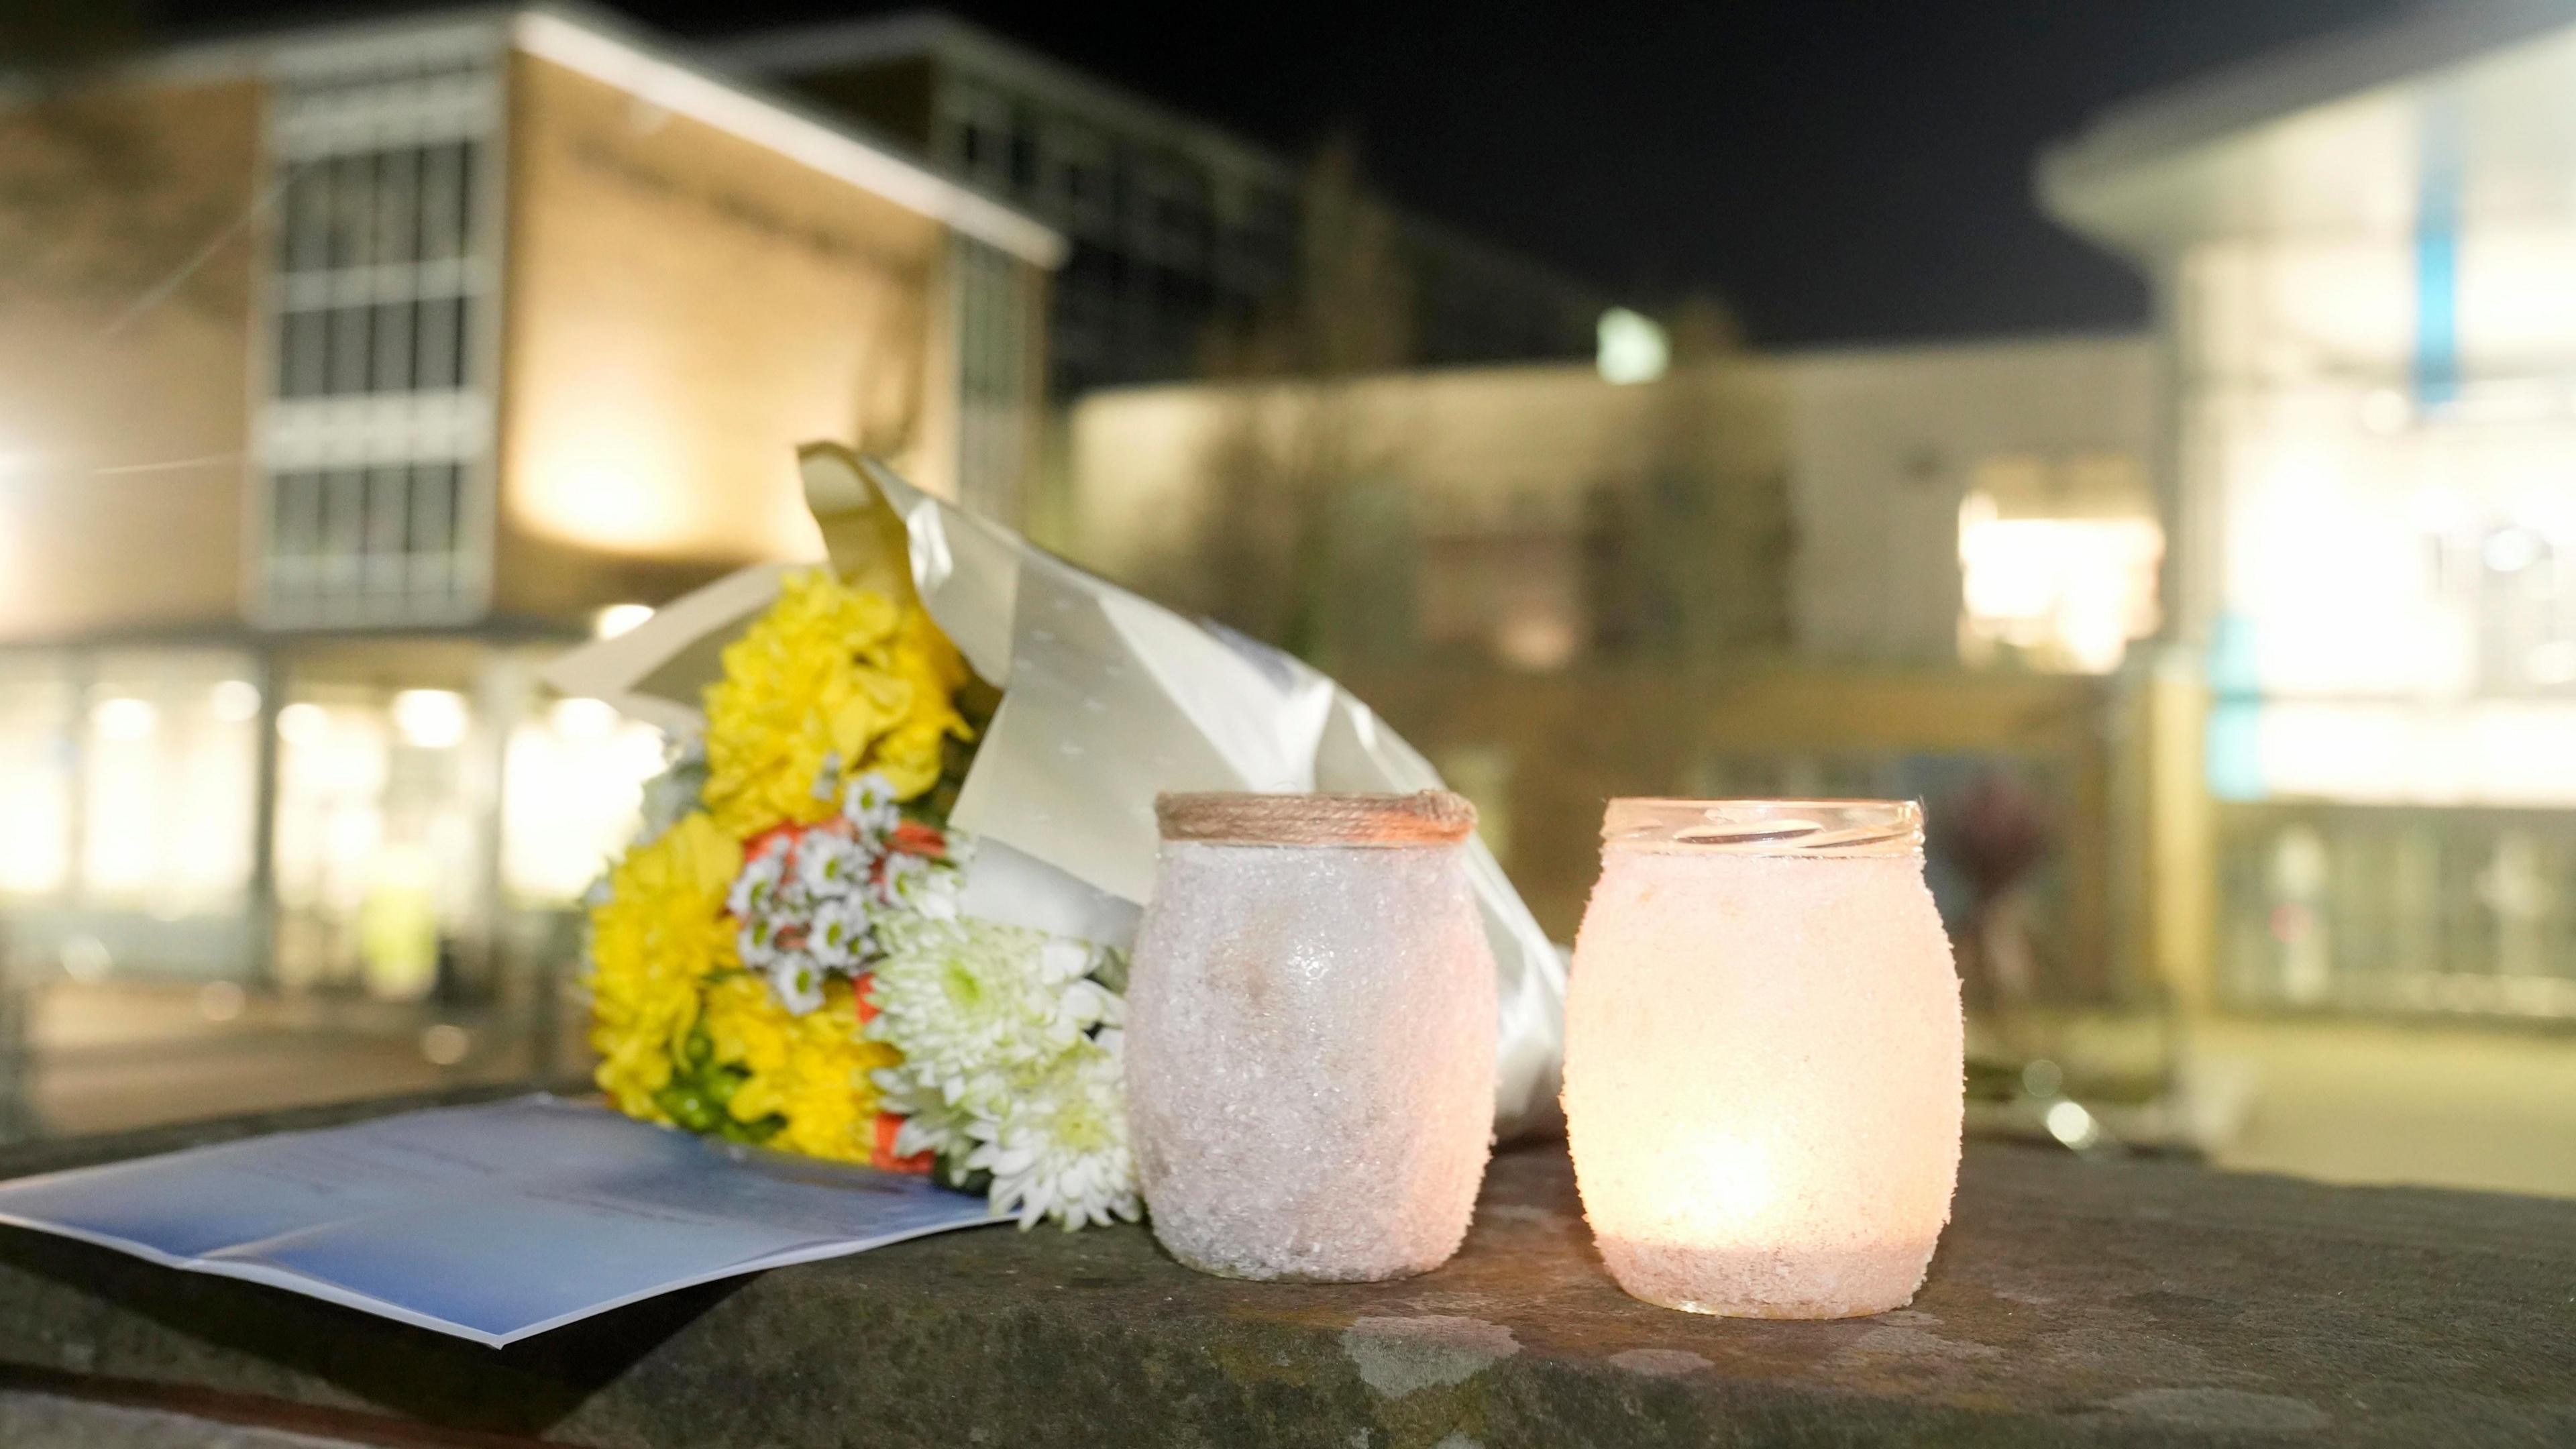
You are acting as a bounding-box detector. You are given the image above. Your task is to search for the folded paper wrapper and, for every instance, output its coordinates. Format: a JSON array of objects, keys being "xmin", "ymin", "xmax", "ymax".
[{"xmin": 545, "ymin": 446, "xmax": 1568, "ymax": 1140}]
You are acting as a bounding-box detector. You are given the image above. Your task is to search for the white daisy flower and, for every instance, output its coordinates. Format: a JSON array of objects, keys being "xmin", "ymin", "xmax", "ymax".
[
  {"xmin": 843, "ymin": 769, "xmax": 903, "ymax": 838},
  {"xmin": 879, "ymin": 849, "xmax": 967, "ymax": 922},
  {"xmin": 874, "ymin": 849, "xmax": 930, "ymax": 910},
  {"xmin": 806, "ymin": 894, "xmax": 875, "ymax": 970},
  {"xmin": 726, "ymin": 836, "xmax": 793, "ymax": 920},
  {"xmin": 792, "ymin": 829, "xmax": 863, "ymax": 898},
  {"xmin": 964, "ymin": 1034, "xmax": 1141, "ymax": 1231},
  {"xmin": 763, "ymin": 953, "xmax": 828, "ymax": 1016}
]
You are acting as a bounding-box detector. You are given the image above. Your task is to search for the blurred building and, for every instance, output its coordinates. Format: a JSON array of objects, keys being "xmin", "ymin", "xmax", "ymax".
[
  {"xmin": 0, "ymin": 1, "xmax": 1057, "ymax": 1085},
  {"xmin": 1061, "ymin": 336, "xmax": 2160, "ymax": 997},
  {"xmin": 712, "ymin": 11, "xmax": 1607, "ymax": 396},
  {"xmin": 1065, "ymin": 334, "xmax": 2160, "ymax": 682},
  {"xmin": 2045, "ymin": 0, "xmax": 2576, "ymax": 1024}
]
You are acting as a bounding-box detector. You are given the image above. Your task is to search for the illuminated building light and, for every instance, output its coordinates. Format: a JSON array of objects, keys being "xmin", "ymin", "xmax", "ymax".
[
  {"xmin": 90, "ymin": 697, "xmax": 158, "ymax": 741},
  {"xmin": 391, "ymin": 690, "xmax": 470, "ymax": 750},
  {"xmin": 420, "ymin": 1023, "xmax": 472, "ymax": 1066},
  {"xmin": 1957, "ymin": 490, "xmax": 2163, "ymax": 674},
  {"xmin": 276, "ymin": 702, "xmax": 330, "ymax": 747},
  {"xmin": 1596, "ymin": 308, "xmax": 1669, "ymax": 386},
  {"xmin": 2044, "ymin": 1099, "xmax": 2101, "ymax": 1150},
  {"xmin": 1494, "ymin": 610, "xmax": 1579, "ymax": 672},
  {"xmin": 2245, "ymin": 699, "xmax": 2576, "ymax": 806},
  {"xmin": 2483, "ymin": 527, "xmax": 2542, "ymax": 574},
  {"xmin": 58, "ymin": 935, "xmax": 111, "ymax": 983},
  {"xmin": 198, "ymin": 980, "xmax": 245, "ymax": 1022},
  {"xmin": 502, "ymin": 708, "xmax": 666, "ymax": 903},
  {"xmin": 211, "ymin": 680, "xmax": 262, "ymax": 722},
  {"xmin": 593, "ymin": 602, "xmax": 655, "ymax": 639},
  {"xmin": 548, "ymin": 696, "xmax": 622, "ymax": 738}
]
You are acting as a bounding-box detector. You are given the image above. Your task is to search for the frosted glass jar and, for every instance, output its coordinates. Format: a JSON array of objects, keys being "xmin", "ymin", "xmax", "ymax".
[
  {"xmin": 1564, "ymin": 799, "xmax": 1962, "ymax": 1318},
  {"xmin": 1126, "ymin": 791, "xmax": 1497, "ymax": 1281}
]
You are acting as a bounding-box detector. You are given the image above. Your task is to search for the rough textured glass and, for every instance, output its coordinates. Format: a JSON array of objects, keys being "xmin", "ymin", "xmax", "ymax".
[
  {"xmin": 1126, "ymin": 794, "xmax": 1497, "ymax": 1281},
  {"xmin": 1564, "ymin": 799, "xmax": 1963, "ymax": 1318}
]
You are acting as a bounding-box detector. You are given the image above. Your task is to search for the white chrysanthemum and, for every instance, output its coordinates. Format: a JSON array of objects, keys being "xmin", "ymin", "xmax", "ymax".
[
  {"xmin": 873, "ymin": 1067, "xmax": 977, "ymax": 1160},
  {"xmin": 965, "ymin": 1034, "xmax": 1140, "ymax": 1231},
  {"xmin": 865, "ymin": 917, "xmax": 1107, "ymax": 1114}
]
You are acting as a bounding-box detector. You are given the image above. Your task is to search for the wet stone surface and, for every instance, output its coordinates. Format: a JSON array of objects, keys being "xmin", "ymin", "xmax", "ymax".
[{"xmin": 0, "ymin": 1087, "xmax": 2569, "ymax": 1446}]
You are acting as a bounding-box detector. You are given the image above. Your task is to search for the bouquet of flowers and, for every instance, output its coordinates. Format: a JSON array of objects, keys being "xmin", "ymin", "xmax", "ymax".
[
  {"xmin": 559, "ymin": 446, "xmax": 1568, "ymax": 1233},
  {"xmin": 586, "ymin": 569, "xmax": 1138, "ymax": 1229}
]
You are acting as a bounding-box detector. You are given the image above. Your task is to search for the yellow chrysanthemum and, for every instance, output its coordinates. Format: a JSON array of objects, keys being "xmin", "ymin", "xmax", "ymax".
[
  {"xmin": 700, "ymin": 570, "xmax": 975, "ymax": 837},
  {"xmin": 587, "ymin": 813, "xmax": 742, "ymax": 1120},
  {"xmin": 702, "ymin": 974, "xmax": 899, "ymax": 1163}
]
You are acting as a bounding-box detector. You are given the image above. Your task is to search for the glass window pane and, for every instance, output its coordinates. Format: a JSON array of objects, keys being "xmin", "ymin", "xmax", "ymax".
[
  {"xmin": 278, "ymin": 309, "xmax": 328, "ymax": 398},
  {"xmin": 415, "ymin": 294, "xmax": 461, "ymax": 390},
  {"xmin": 371, "ymin": 299, "xmax": 413, "ymax": 392},
  {"xmin": 328, "ymin": 152, "xmax": 376, "ymax": 270},
  {"xmin": 417, "ymin": 142, "xmax": 463, "ymax": 263},
  {"xmin": 327, "ymin": 304, "xmax": 372, "ymax": 395},
  {"xmin": 372, "ymin": 147, "xmax": 418, "ymax": 268},
  {"xmin": 281, "ymin": 162, "xmax": 331, "ymax": 274}
]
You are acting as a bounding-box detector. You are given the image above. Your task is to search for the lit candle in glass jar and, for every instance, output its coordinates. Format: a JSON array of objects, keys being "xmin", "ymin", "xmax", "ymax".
[
  {"xmin": 1126, "ymin": 792, "xmax": 1496, "ymax": 1282},
  {"xmin": 1564, "ymin": 799, "xmax": 1962, "ymax": 1318}
]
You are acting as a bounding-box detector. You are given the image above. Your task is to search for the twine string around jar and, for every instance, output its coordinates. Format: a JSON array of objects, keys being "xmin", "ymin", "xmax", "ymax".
[{"xmin": 1155, "ymin": 791, "xmax": 1477, "ymax": 848}]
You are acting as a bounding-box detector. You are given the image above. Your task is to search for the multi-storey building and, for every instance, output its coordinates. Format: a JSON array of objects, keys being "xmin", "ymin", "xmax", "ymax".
[
  {"xmin": 0, "ymin": 3, "xmax": 1055, "ymax": 1036},
  {"xmin": 714, "ymin": 11, "xmax": 1607, "ymax": 396}
]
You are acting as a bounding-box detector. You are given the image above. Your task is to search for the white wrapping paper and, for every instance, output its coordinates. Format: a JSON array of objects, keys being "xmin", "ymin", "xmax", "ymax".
[{"xmin": 546, "ymin": 447, "xmax": 1566, "ymax": 1139}]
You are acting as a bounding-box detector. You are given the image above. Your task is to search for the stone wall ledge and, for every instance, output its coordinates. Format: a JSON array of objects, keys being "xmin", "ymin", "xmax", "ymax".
[{"xmin": 0, "ymin": 1086, "xmax": 2569, "ymax": 1448}]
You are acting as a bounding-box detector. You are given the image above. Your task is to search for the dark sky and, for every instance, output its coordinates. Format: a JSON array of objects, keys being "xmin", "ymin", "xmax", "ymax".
[{"xmin": 153, "ymin": 0, "xmax": 2430, "ymax": 345}]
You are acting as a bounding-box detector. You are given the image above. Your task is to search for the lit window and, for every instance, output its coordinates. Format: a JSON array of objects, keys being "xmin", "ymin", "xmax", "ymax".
[{"xmin": 1957, "ymin": 482, "xmax": 2163, "ymax": 674}]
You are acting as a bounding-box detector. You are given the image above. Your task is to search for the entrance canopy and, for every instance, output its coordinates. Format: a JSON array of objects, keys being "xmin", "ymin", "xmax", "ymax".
[{"xmin": 2043, "ymin": 2, "xmax": 2576, "ymax": 254}]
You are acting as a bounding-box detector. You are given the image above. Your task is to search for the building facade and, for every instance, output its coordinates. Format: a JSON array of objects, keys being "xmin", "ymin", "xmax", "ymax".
[
  {"xmin": 1061, "ymin": 335, "xmax": 2162, "ymax": 679},
  {"xmin": 2044, "ymin": 0, "xmax": 2576, "ymax": 1022},
  {"xmin": 715, "ymin": 11, "xmax": 1607, "ymax": 397},
  {"xmin": 0, "ymin": 5, "xmax": 1056, "ymax": 1046},
  {"xmin": 1058, "ymin": 338, "xmax": 2159, "ymax": 994}
]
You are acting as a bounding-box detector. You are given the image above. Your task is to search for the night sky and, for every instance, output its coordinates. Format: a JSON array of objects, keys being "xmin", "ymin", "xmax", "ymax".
[{"xmin": 149, "ymin": 0, "xmax": 2431, "ymax": 345}]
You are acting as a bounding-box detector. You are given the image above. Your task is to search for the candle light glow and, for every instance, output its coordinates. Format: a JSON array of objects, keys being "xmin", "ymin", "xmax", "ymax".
[{"xmin": 1564, "ymin": 799, "xmax": 1964, "ymax": 1319}]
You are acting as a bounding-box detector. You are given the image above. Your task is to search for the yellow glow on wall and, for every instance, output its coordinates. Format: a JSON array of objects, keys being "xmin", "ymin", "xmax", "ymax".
[
  {"xmin": 513, "ymin": 419, "xmax": 700, "ymax": 553},
  {"xmin": 509, "ymin": 388, "xmax": 821, "ymax": 561}
]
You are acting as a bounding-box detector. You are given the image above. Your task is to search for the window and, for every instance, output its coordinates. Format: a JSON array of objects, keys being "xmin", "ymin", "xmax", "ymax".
[
  {"xmin": 1038, "ymin": 119, "xmax": 1114, "ymax": 238},
  {"xmin": 257, "ymin": 28, "xmax": 500, "ymax": 627},
  {"xmin": 936, "ymin": 81, "xmax": 1017, "ymax": 193},
  {"xmin": 1956, "ymin": 453, "xmax": 2163, "ymax": 673}
]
